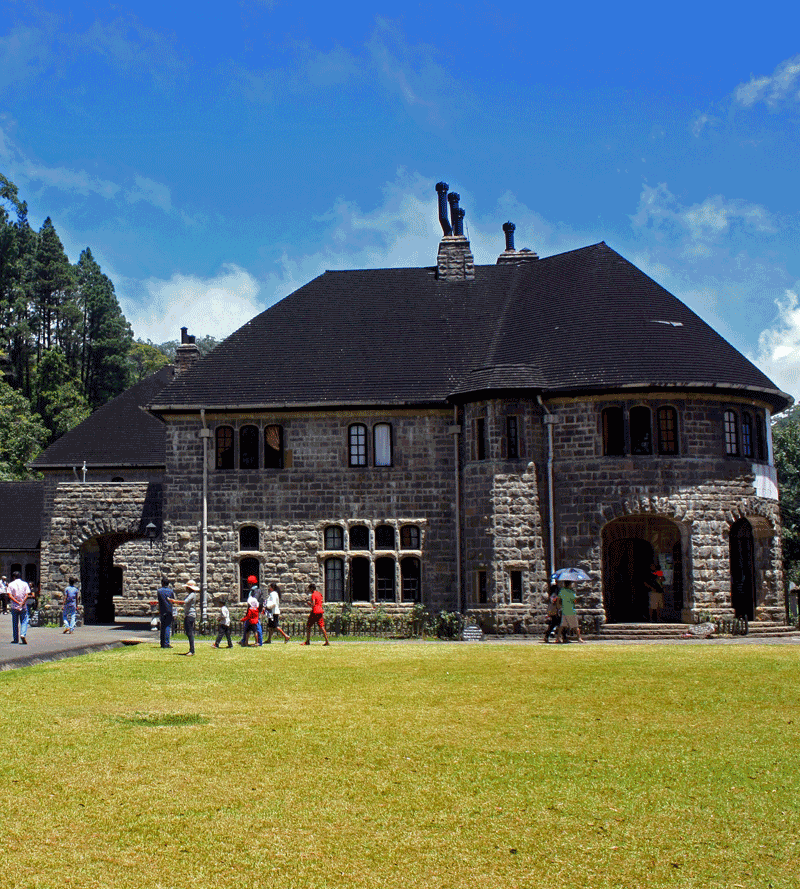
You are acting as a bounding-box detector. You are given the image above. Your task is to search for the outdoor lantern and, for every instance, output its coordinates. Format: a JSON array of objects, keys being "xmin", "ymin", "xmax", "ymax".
[{"xmin": 145, "ymin": 522, "xmax": 159, "ymax": 546}]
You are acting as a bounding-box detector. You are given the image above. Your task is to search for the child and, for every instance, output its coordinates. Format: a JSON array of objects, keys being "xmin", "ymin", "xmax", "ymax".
[{"xmin": 212, "ymin": 596, "xmax": 233, "ymax": 648}]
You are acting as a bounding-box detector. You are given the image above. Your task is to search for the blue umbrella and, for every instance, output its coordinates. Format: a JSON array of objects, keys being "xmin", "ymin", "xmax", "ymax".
[{"xmin": 551, "ymin": 567, "xmax": 591, "ymax": 583}]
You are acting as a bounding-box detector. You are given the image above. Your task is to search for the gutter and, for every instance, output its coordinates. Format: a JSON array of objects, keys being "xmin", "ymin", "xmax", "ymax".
[
  {"xmin": 199, "ymin": 409, "xmax": 211, "ymax": 626},
  {"xmin": 537, "ymin": 396, "xmax": 557, "ymax": 582}
]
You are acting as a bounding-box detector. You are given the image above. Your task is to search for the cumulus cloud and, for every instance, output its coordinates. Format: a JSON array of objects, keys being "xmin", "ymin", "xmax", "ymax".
[
  {"xmin": 750, "ymin": 289, "xmax": 800, "ymax": 402},
  {"xmin": 126, "ymin": 175, "xmax": 172, "ymax": 212},
  {"xmin": 734, "ymin": 54, "xmax": 800, "ymax": 108},
  {"xmin": 121, "ymin": 264, "xmax": 262, "ymax": 343}
]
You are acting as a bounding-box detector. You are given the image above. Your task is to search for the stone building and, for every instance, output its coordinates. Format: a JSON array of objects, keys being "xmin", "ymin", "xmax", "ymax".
[{"xmin": 30, "ymin": 184, "xmax": 792, "ymax": 631}]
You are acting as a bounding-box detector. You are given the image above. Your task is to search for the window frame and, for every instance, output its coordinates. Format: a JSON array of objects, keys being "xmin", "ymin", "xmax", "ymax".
[
  {"xmin": 656, "ymin": 406, "xmax": 679, "ymax": 456},
  {"xmin": 325, "ymin": 557, "xmax": 345, "ymax": 602},
  {"xmin": 373, "ymin": 422, "xmax": 393, "ymax": 467},
  {"xmin": 324, "ymin": 525, "xmax": 344, "ymax": 551},
  {"xmin": 629, "ymin": 405, "xmax": 653, "ymax": 456},
  {"xmin": 264, "ymin": 424, "xmax": 284, "ymax": 469},
  {"xmin": 475, "ymin": 417, "xmax": 487, "ymax": 461},
  {"xmin": 602, "ymin": 406, "xmax": 625, "ymax": 457},
  {"xmin": 506, "ymin": 415, "xmax": 520, "ymax": 459},
  {"xmin": 724, "ymin": 409, "xmax": 740, "ymax": 456},
  {"xmin": 215, "ymin": 425, "xmax": 234, "ymax": 470},
  {"xmin": 349, "ymin": 423, "xmax": 368, "ymax": 467},
  {"xmin": 239, "ymin": 424, "xmax": 260, "ymax": 470}
]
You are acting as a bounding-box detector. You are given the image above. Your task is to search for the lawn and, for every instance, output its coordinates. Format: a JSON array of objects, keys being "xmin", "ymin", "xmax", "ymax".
[{"xmin": 0, "ymin": 641, "xmax": 797, "ymax": 889}]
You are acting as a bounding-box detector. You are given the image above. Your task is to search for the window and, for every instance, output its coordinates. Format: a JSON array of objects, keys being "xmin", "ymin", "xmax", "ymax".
[
  {"xmin": 111, "ymin": 476, "xmax": 124, "ymax": 483},
  {"xmin": 216, "ymin": 426, "xmax": 234, "ymax": 469},
  {"xmin": 506, "ymin": 416, "xmax": 519, "ymax": 459},
  {"xmin": 510, "ymin": 570, "xmax": 522, "ymax": 603},
  {"xmin": 264, "ymin": 425, "xmax": 283, "ymax": 469},
  {"xmin": 239, "ymin": 558, "xmax": 259, "ymax": 601},
  {"xmin": 400, "ymin": 525, "xmax": 420, "ymax": 549},
  {"xmin": 724, "ymin": 410, "xmax": 739, "ymax": 456},
  {"xmin": 239, "ymin": 526, "xmax": 259, "ymax": 551},
  {"xmin": 349, "ymin": 424, "xmax": 367, "ymax": 466},
  {"xmin": 350, "ymin": 557, "xmax": 370, "ymax": 601},
  {"xmin": 325, "ymin": 558, "xmax": 345, "ymax": 602},
  {"xmin": 630, "ymin": 407, "xmax": 652, "ymax": 455},
  {"xmin": 376, "ymin": 557, "xmax": 395, "ymax": 601},
  {"xmin": 602, "ymin": 407, "xmax": 625, "ymax": 456},
  {"xmin": 349, "ymin": 525, "xmax": 369, "ymax": 550},
  {"xmin": 755, "ymin": 414, "xmax": 767, "ymax": 462},
  {"xmin": 240, "ymin": 425, "xmax": 259, "ymax": 469},
  {"xmin": 324, "ymin": 526, "xmax": 344, "ymax": 550},
  {"xmin": 375, "ymin": 525, "xmax": 395, "ymax": 550},
  {"xmin": 476, "ymin": 570, "xmax": 487, "ymax": 605},
  {"xmin": 401, "ymin": 558, "xmax": 420, "ymax": 601},
  {"xmin": 657, "ymin": 407, "xmax": 679, "ymax": 455},
  {"xmin": 475, "ymin": 417, "xmax": 486, "ymax": 460},
  {"xmin": 374, "ymin": 423, "xmax": 392, "ymax": 466},
  {"xmin": 741, "ymin": 412, "xmax": 754, "ymax": 458}
]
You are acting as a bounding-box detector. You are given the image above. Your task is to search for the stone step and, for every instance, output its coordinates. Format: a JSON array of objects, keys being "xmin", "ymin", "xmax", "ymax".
[{"xmin": 594, "ymin": 622, "xmax": 799, "ymax": 640}]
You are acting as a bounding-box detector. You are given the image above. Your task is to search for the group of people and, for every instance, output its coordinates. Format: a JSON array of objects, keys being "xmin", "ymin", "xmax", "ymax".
[
  {"xmin": 156, "ymin": 576, "xmax": 330, "ymax": 655},
  {"xmin": 544, "ymin": 580, "xmax": 586, "ymax": 644},
  {"xmin": 3, "ymin": 573, "xmax": 80, "ymax": 644}
]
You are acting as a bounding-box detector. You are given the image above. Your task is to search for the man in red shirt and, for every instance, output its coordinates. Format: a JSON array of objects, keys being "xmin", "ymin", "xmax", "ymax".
[{"xmin": 302, "ymin": 583, "xmax": 330, "ymax": 645}]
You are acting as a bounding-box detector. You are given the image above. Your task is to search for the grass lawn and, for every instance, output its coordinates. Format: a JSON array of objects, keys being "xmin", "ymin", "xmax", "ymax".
[{"xmin": 0, "ymin": 641, "xmax": 798, "ymax": 889}]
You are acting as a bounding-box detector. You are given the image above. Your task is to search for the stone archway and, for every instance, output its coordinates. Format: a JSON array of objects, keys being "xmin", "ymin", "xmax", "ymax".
[
  {"xmin": 730, "ymin": 518, "xmax": 756, "ymax": 620},
  {"xmin": 602, "ymin": 515, "xmax": 684, "ymax": 623},
  {"xmin": 81, "ymin": 531, "xmax": 140, "ymax": 624}
]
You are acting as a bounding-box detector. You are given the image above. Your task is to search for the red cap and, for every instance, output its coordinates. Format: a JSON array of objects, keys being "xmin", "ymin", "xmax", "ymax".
[{"xmin": 247, "ymin": 575, "xmax": 258, "ymax": 585}]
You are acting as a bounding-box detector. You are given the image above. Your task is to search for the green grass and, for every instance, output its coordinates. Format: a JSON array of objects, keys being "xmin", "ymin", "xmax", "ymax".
[{"xmin": 1, "ymin": 641, "xmax": 798, "ymax": 888}]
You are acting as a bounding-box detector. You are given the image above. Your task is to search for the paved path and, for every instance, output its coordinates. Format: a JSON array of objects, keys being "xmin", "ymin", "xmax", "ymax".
[{"xmin": 0, "ymin": 612, "xmax": 798, "ymax": 672}]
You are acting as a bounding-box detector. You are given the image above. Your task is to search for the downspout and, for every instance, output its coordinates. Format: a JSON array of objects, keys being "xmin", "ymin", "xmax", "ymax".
[
  {"xmin": 450, "ymin": 406, "xmax": 463, "ymax": 612},
  {"xmin": 537, "ymin": 396, "xmax": 557, "ymax": 581},
  {"xmin": 199, "ymin": 410, "xmax": 211, "ymax": 627}
]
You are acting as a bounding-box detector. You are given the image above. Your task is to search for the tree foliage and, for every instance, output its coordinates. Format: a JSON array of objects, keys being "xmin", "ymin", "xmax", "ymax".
[{"xmin": 773, "ymin": 408, "xmax": 800, "ymax": 585}]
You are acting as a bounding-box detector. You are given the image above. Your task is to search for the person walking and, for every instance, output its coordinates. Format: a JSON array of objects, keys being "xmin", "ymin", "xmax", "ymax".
[
  {"xmin": 556, "ymin": 581, "xmax": 585, "ymax": 643},
  {"xmin": 212, "ymin": 596, "xmax": 233, "ymax": 648},
  {"xmin": 157, "ymin": 578, "xmax": 174, "ymax": 648},
  {"xmin": 265, "ymin": 583, "xmax": 290, "ymax": 643},
  {"xmin": 302, "ymin": 583, "xmax": 330, "ymax": 645},
  {"xmin": 543, "ymin": 584, "xmax": 561, "ymax": 643},
  {"xmin": 8, "ymin": 571, "xmax": 31, "ymax": 645},
  {"xmin": 62, "ymin": 577, "xmax": 79, "ymax": 634},
  {"xmin": 0, "ymin": 575, "xmax": 8, "ymax": 614},
  {"xmin": 240, "ymin": 576, "xmax": 263, "ymax": 646},
  {"xmin": 170, "ymin": 580, "xmax": 199, "ymax": 656}
]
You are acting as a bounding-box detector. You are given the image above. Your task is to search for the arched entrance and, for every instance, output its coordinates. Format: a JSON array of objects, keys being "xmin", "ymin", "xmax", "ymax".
[
  {"xmin": 730, "ymin": 518, "xmax": 756, "ymax": 620},
  {"xmin": 602, "ymin": 515, "xmax": 684, "ymax": 623},
  {"xmin": 80, "ymin": 532, "xmax": 137, "ymax": 624}
]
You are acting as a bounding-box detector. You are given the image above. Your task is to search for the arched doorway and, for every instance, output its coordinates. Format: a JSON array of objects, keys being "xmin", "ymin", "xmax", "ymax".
[
  {"xmin": 80, "ymin": 533, "xmax": 137, "ymax": 624},
  {"xmin": 602, "ymin": 515, "xmax": 684, "ymax": 623},
  {"xmin": 730, "ymin": 519, "xmax": 756, "ymax": 620}
]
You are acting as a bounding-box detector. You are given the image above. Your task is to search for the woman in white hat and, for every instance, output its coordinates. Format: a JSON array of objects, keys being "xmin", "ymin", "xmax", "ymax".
[{"xmin": 169, "ymin": 580, "xmax": 200, "ymax": 656}]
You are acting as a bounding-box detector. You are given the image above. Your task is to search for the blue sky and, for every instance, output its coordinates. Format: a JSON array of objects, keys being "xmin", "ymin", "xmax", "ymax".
[{"xmin": 2, "ymin": 1, "xmax": 799, "ymax": 400}]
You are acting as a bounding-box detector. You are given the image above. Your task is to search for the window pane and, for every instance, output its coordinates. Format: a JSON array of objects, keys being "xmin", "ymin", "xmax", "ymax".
[
  {"xmin": 264, "ymin": 425, "xmax": 283, "ymax": 469},
  {"xmin": 510, "ymin": 570, "xmax": 522, "ymax": 603},
  {"xmin": 349, "ymin": 525, "xmax": 369, "ymax": 550},
  {"xmin": 476, "ymin": 570, "xmax": 487, "ymax": 605},
  {"xmin": 400, "ymin": 525, "xmax": 420, "ymax": 549},
  {"xmin": 374, "ymin": 423, "xmax": 392, "ymax": 466},
  {"xmin": 724, "ymin": 410, "xmax": 739, "ymax": 455},
  {"xmin": 506, "ymin": 416, "xmax": 519, "ymax": 458},
  {"xmin": 216, "ymin": 426, "xmax": 234, "ymax": 469},
  {"xmin": 376, "ymin": 557, "xmax": 395, "ymax": 601},
  {"xmin": 657, "ymin": 407, "xmax": 678, "ymax": 455},
  {"xmin": 350, "ymin": 557, "xmax": 370, "ymax": 601},
  {"xmin": 741, "ymin": 413, "xmax": 754, "ymax": 458},
  {"xmin": 349, "ymin": 424, "xmax": 367, "ymax": 466},
  {"xmin": 239, "ymin": 558, "xmax": 259, "ymax": 602},
  {"xmin": 401, "ymin": 557, "xmax": 420, "ymax": 601},
  {"xmin": 630, "ymin": 407, "xmax": 652, "ymax": 455},
  {"xmin": 602, "ymin": 407, "xmax": 625, "ymax": 456},
  {"xmin": 375, "ymin": 525, "xmax": 395, "ymax": 549},
  {"xmin": 240, "ymin": 425, "xmax": 259, "ymax": 469},
  {"xmin": 239, "ymin": 526, "xmax": 259, "ymax": 550},
  {"xmin": 324, "ymin": 526, "xmax": 344, "ymax": 550},
  {"xmin": 755, "ymin": 415, "xmax": 767, "ymax": 461},
  {"xmin": 476, "ymin": 417, "xmax": 486, "ymax": 460},
  {"xmin": 325, "ymin": 558, "xmax": 344, "ymax": 602}
]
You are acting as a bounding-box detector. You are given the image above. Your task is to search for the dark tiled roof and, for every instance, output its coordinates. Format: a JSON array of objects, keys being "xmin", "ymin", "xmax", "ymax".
[
  {"xmin": 0, "ymin": 481, "xmax": 43, "ymax": 550},
  {"xmin": 31, "ymin": 367, "xmax": 174, "ymax": 468},
  {"xmin": 149, "ymin": 243, "xmax": 790, "ymax": 412}
]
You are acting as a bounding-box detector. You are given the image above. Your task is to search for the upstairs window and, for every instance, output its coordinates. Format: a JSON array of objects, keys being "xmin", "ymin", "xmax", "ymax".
[
  {"xmin": 374, "ymin": 423, "xmax": 392, "ymax": 466},
  {"xmin": 239, "ymin": 526, "xmax": 259, "ymax": 551},
  {"xmin": 510, "ymin": 570, "xmax": 522, "ymax": 603},
  {"xmin": 376, "ymin": 557, "xmax": 395, "ymax": 601},
  {"xmin": 401, "ymin": 557, "xmax": 421, "ymax": 602},
  {"xmin": 324, "ymin": 526, "xmax": 344, "ymax": 550},
  {"xmin": 400, "ymin": 525, "xmax": 420, "ymax": 549},
  {"xmin": 476, "ymin": 570, "xmax": 487, "ymax": 605},
  {"xmin": 375, "ymin": 525, "xmax": 396, "ymax": 550},
  {"xmin": 630, "ymin": 407, "xmax": 652, "ymax": 455},
  {"xmin": 741, "ymin": 412, "xmax": 754, "ymax": 459},
  {"xmin": 264, "ymin": 425, "xmax": 284, "ymax": 469},
  {"xmin": 506, "ymin": 416, "xmax": 519, "ymax": 459},
  {"xmin": 216, "ymin": 426, "xmax": 234, "ymax": 469},
  {"xmin": 475, "ymin": 417, "xmax": 487, "ymax": 460},
  {"xmin": 755, "ymin": 414, "xmax": 767, "ymax": 462},
  {"xmin": 349, "ymin": 525, "xmax": 369, "ymax": 550},
  {"xmin": 240, "ymin": 425, "xmax": 259, "ymax": 469},
  {"xmin": 724, "ymin": 410, "xmax": 739, "ymax": 456},
  {"xmin": 657, "ymin": 407, "xmax": 679, "ymax": 455},
  {"xmin": 602, "ymin": 407, "xmax": 625, "ymax": 456},
  {"xmin": 349, "ymin": 424, "xmax": 367, "ymax": 466},
  {"xmin": 325, "ymin": 558, "xmax": 345, "ymax": 602}
]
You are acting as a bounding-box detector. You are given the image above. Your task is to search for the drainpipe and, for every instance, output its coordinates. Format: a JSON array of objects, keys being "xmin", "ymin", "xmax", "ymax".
[
  {"xmin": 450, "ymin": 407, "xmax": 463, "ymax": 612},
  {"xmin": 537, "ymin": 396, "xmax": 557, "ymax": 581},
  {"xmin": 199, "ymin": 410, "xmax": 211, "ymax": 626}
]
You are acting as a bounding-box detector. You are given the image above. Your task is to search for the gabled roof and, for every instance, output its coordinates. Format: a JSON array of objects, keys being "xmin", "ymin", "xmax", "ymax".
[
  {"xmin": 31, "ymin": 366, "xmax": 174, "ymax": 469},
  {"xmin": 0, "ymin": 481, "xmax": 43, "ymax": 551},
  {"xmin": 149, "ymin": 243, "xmax": 790, "ymax": 413}
]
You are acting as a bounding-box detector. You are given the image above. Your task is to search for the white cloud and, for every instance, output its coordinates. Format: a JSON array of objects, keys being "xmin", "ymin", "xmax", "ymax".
[
  {"xmin": 126, "ymin": 175, "xmax": 172, "ymax": 212},
  {"xmin": 120, "ymin": 264, "xmax": 262, "ymax": 343},
  {"xmin": 751, "ymin": 289, "xmax": 800, "ymax": 402},
  {"xmin": 22, "ymin": 162, "xmax": 120, "ymax": 200},
  {"xmin": 734, "ymin": 54, "xmax": 800, "ymax": 108}
]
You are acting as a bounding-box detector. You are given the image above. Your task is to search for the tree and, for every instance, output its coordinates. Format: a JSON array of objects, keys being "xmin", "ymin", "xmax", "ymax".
[
  {"xmin": 34, "ymin": 348, "xmax": 90, "ymax": 440},
  {"xmin": 772, "ymin": 407, "xmax": 800, "ymax": 585},
  {"xmin": 76, "ymin": 248, "xmax": 133, "ymax": 409},
  {"xmin": 0, "ymin": 380, "xmax": 47, "ymax": 478},
  {"xmin": 155, "ymin": 334, "xmax": 220, "ymax": 361},
  {"xmin": 128, "ymin": 340, "xmax": 170, "ymax": 383},
  {"xmin": 34, "ymin": 218, "xmax": 78, "ymax": 365}
]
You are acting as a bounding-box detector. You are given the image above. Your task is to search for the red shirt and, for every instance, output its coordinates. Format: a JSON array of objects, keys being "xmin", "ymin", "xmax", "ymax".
[{"xmin": 310, "ymin": 590, "xmax": 323, "ymax": 614}]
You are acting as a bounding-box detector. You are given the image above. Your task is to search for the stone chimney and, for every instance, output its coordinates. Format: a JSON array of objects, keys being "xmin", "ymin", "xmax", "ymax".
[
  {"xmin": 496, "ymin": 221, "xmax": 539, "ymax": 264},
  {"xmin": 175, "ymin": 326, "xmax": 200, "ymax": 376},
  {"xmin": 435, "ymin": 184, "xmax": 475, "ymax": 282}
]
